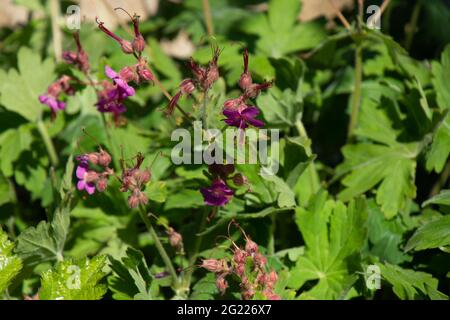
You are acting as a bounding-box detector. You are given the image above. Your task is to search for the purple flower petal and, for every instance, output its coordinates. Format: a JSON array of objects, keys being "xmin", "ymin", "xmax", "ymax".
[
  {"xmin": 77, "ymin": 180, "xmax": 86, "ymax": 191},
  {"xmin": 246, "ymin": 118, "xmax": 264, "ymax": 128},
  {"xmin": 85, "ymin": 183, "xmax": 96, "ymax": 195},
  {"xmin": 241, "ymin": 106, "xmax": 260, "ymax": 118},
  {"xmin": 105, "ymin": 66, "xmax": 118, "ymax": 79},
  {"xmin": 76, "ymin": 165, "xmax": 87, "ymax": 179}
]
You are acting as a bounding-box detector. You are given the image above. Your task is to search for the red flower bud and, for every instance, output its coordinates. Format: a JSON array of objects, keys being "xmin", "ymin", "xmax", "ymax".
[
  {"xmin": 120, "ymin": 40, "xmax": 134, "ymax": 54},
  {"xmin": 119, "ymin": 66, "xmax": 138, "ymax": 83},
  {"xmin": 167, "ymin": 227, "xmax": 183, "ymax": 252},
  {"xmin": 232, "ymin": 173, "xmax": 247, "ymax": 186},
  {"xmin": 180, "ymin": 79, "xmax": 195, "ymax": 95},
  {"xmin": 98, "ymin": 150, "xmax": 112, "ymax": 167},
  {"xmin": 245, "ymin": 238, "xmax": 259, "ymax": 255},
  {"xmin": 84, "ymin": 171, "xmax": 99, "ymax": 183},
  {"xmin": 132, "ymin": 34, "xmax": 146, "ymax": 54},
  {"xmin": 200, "ymin": 259, "xmax": 229, "ymax": 273},
  {"xmin": 216, "ymin": 276, "xmax": 228, "ymax": 295},
  {"xmin": 96, "ymin": 176, "xmax": 108, "ymax": 192}
]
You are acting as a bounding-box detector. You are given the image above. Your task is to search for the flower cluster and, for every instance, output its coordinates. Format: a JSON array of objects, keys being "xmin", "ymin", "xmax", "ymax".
[
  {"xmin": 62, "ymin": 32, "xmax": 90, "ymax": 73},
  {"xmin": 39, "ymin": 75, "xmax": 74, "ymax": 118},
  {"xmin": 166, "ymin": 47, "xmax": 221, "ymax": 116},
  {"xmin": 119, "ymin": 153, "xmax": 151, "ymax": 208},
  {"xmin": 95, "ymin": 15, "xmax": 154, "ymax": 123},
  {"xmin": 200, "ymin": 164, "xmax": 248, "ymax": 207},
  {"xmin": 95, "ymin": 66, "xmax": 136, "ymax": 122},
  {"xmin": 75, "ymin": 148, "xmax": 113, "ymax": 195},
  {"xmin": 222, "ymin": 49, "xmax": 272, "ymax": 130},
  {"xmin": 200, "ymin": 228, "xmax": 280, "ymax": 300},
  {"xmin": 75, "ymin": 146, "xmax": 153, "ymax": 209},
  {"xmin": 39, "ymin": 33, "xmax": 89, "ymax": 118}
]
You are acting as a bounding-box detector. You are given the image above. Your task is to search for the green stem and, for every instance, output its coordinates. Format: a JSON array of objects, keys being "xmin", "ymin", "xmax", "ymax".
[
  {"xmin": 268, "ymin": 213, "xmax": 276, "ymax": 256},
  {"xmin": 138, "ymin": 208, "xmax": 179, "ymax": 288},
  {"xmin": 429, "ymin": 159, "xmax": 450, "ymax": 197},
  {"xmin": 100, "ymin": 114, "xmax": 121, "ymax": 171},
  {"xmin": 183, "ymin": 207, "xmax": 209, "ymax": 291},
  {"xmin": 37, "ymin": 120, "xmax": 59, "ymax": 166},
  {"xmin": 50, "ymin": 0, "xmax": 62, "ymax": 62},
  {"xmin": 405, "ymin": 0, "xmax": 422, "ymax": 51},
  {"xmin": 348, "ymin": 44, "xmax": 363, "ymax": 139},
  {"xmin": 202, "ymin": 91, "xmax": 209, "ymax": 130},
  {"xmin": 202, "ymin": 0, "xmax": 214, "ymax": 36}
]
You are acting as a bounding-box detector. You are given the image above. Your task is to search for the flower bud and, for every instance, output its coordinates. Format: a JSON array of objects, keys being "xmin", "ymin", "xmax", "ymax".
[
  {"xmin": 120, "ymin": 40, "xmax": 134, "ymax": 54},
  {"xmin": 87, "ymin": 152, "xmax": 99, "ymax": 165},
  {"xmin": 263, "ymin": 290, "xmax": 281, "ymax": 300},
  {"xmin": 127, "ymin": 193, "xmax": 139, "ymax": 209},
  {"xmin": 232, "ymin": 173, "xmax": 247, "ymax": 186},
  {"xmin": 245, "ymin": 238, "xmax": 259, "ymax": 255},
  {"xmin": 84, "ymin": 171, "xmax": 99, "ymax": 183},
  {"xmin": 200, "ymin": 259, "xmax": 229, "ymax": 273},
  {"xmin": 132, "ymin": 34, "xmax": 146, "ymax": 54},
  {"xmin": 98, "ymin": 150, "xmax": 112, "ymax": 167},
  {"xmin": 137, "ymin": 66, "xmax": 154, "ymax": 82},
  {"xmin": 254, "ymin": 253, "xmax": 267, "ymax": 268},
  {"xmin": 119, "ymin": 66, "xmax": 138, "ymax": 83},
  {"xmin": 223, "ymin": 96, "xmax": 245, "ymax": 111},
  {"xmin": 239, "ymin": 72, "xmax": 252, "ymax": 91},
  {"xmin": 167, "ymin": 227, "xmax": 183, "ymax": 251},
  {"xmin": 180, "ymin": 79, "xmax": 195, "ymax": 95},
  {"xmin": 96, "ymin": 176, "xmax": 108, "ymax": 192},
  {"xmin": 216, "ymin": 276, "xmax": 228, "ymax": 295}
]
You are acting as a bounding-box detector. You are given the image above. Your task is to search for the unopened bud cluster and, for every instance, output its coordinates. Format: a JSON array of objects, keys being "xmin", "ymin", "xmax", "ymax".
[{"xmin": 200, "ymin": 232, "xmax": 280, "ymax": 300}]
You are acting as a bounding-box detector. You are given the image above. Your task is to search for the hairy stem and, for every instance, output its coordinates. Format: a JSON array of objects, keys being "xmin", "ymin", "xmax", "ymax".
[
  {"xmin": 138, "ymin": 208, "xmax": 179, "ymax": 289},
  {"xmin": 348, "ymin": 44, "xmax": 363, "ymax": 139},
  {"xmin": 37, "ymin": 120, "xmax": 59, "ymax": 166},
  {"xmin": 50, "ymin": 0, "xmax": 62, "ymax": 62},
  {"xmin": 202, "ymin": 0, "xmax": 214, "ymax": 36}
]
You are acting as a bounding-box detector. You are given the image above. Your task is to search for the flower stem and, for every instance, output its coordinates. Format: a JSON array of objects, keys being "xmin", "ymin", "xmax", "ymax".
[
  {"xmin": 202, "ymin": 91, "xmax": 209, "ymax": 130},
  {"xmin": 37, "ymin": 120, "xmax": 59, "ymax": 166},
  {"xmin": 405, "ymin": 0, "xmax": 422, "ymax": 51},
  {"xmin": 348, "ymin": 44, "xmax": 363, "ymax": 139},
  {"xmin": 202, "ymin": 0, "xmax": 214, "ymax": 36},
  {"xmin": 138, "ymin": 208, "xmax": 179, "ymax": 289},
  {"xmin": 50, "ymin": 0, "xmax": 62, "ymax": 62},
  {"xmin": 182, "ymin": 207, "xmax": 209, "ymax": 292}
]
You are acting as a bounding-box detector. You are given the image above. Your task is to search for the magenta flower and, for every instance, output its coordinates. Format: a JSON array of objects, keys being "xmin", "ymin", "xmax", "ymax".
[
  {"xmin": 200, "ymin": 179, "xmax": 234, "ymax": 206},
  {"xmin": 223, "ymin": 106, "xmax": 264, "ymax": 129},
  {"xmin": 105, "ymin": 66, "xmax": 136, "ymax": 97},
  {"xmin": 96, "ymin": 66, "xmax": 136, "ymax": 121},
  {"xmin": 76, "ymin": 160, "xmax": 96, "ymax": 195},
  {"xmin": 39, "ymin": 94, "xmax": 65, "ymax": 113}
]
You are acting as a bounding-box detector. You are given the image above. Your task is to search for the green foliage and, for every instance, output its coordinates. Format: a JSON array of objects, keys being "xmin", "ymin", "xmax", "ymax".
[
  {"xmin": 0, "ymin": 47, "xmax": 54, "ymax": 121},
  {"xmin": 0, "ymin": 227, "xmax": 23, "ymax": 293},
  {"xmin": 405, "ymin": 215, "xmax": 450, "ymax": 252},
  {"xmin": 290, "ymin": 191, "xmax": 367, "ymax": 299},
  {"xmin": 378, "ymin": 263, "xmax": 447, "ymax": 300},
  {"xmin": 39, "ymin": 255, "xmax": 107, "ymax": 300},
  {"xmin": 0, "ymin": 0, "xmax": 449, "ymax": 302}
]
